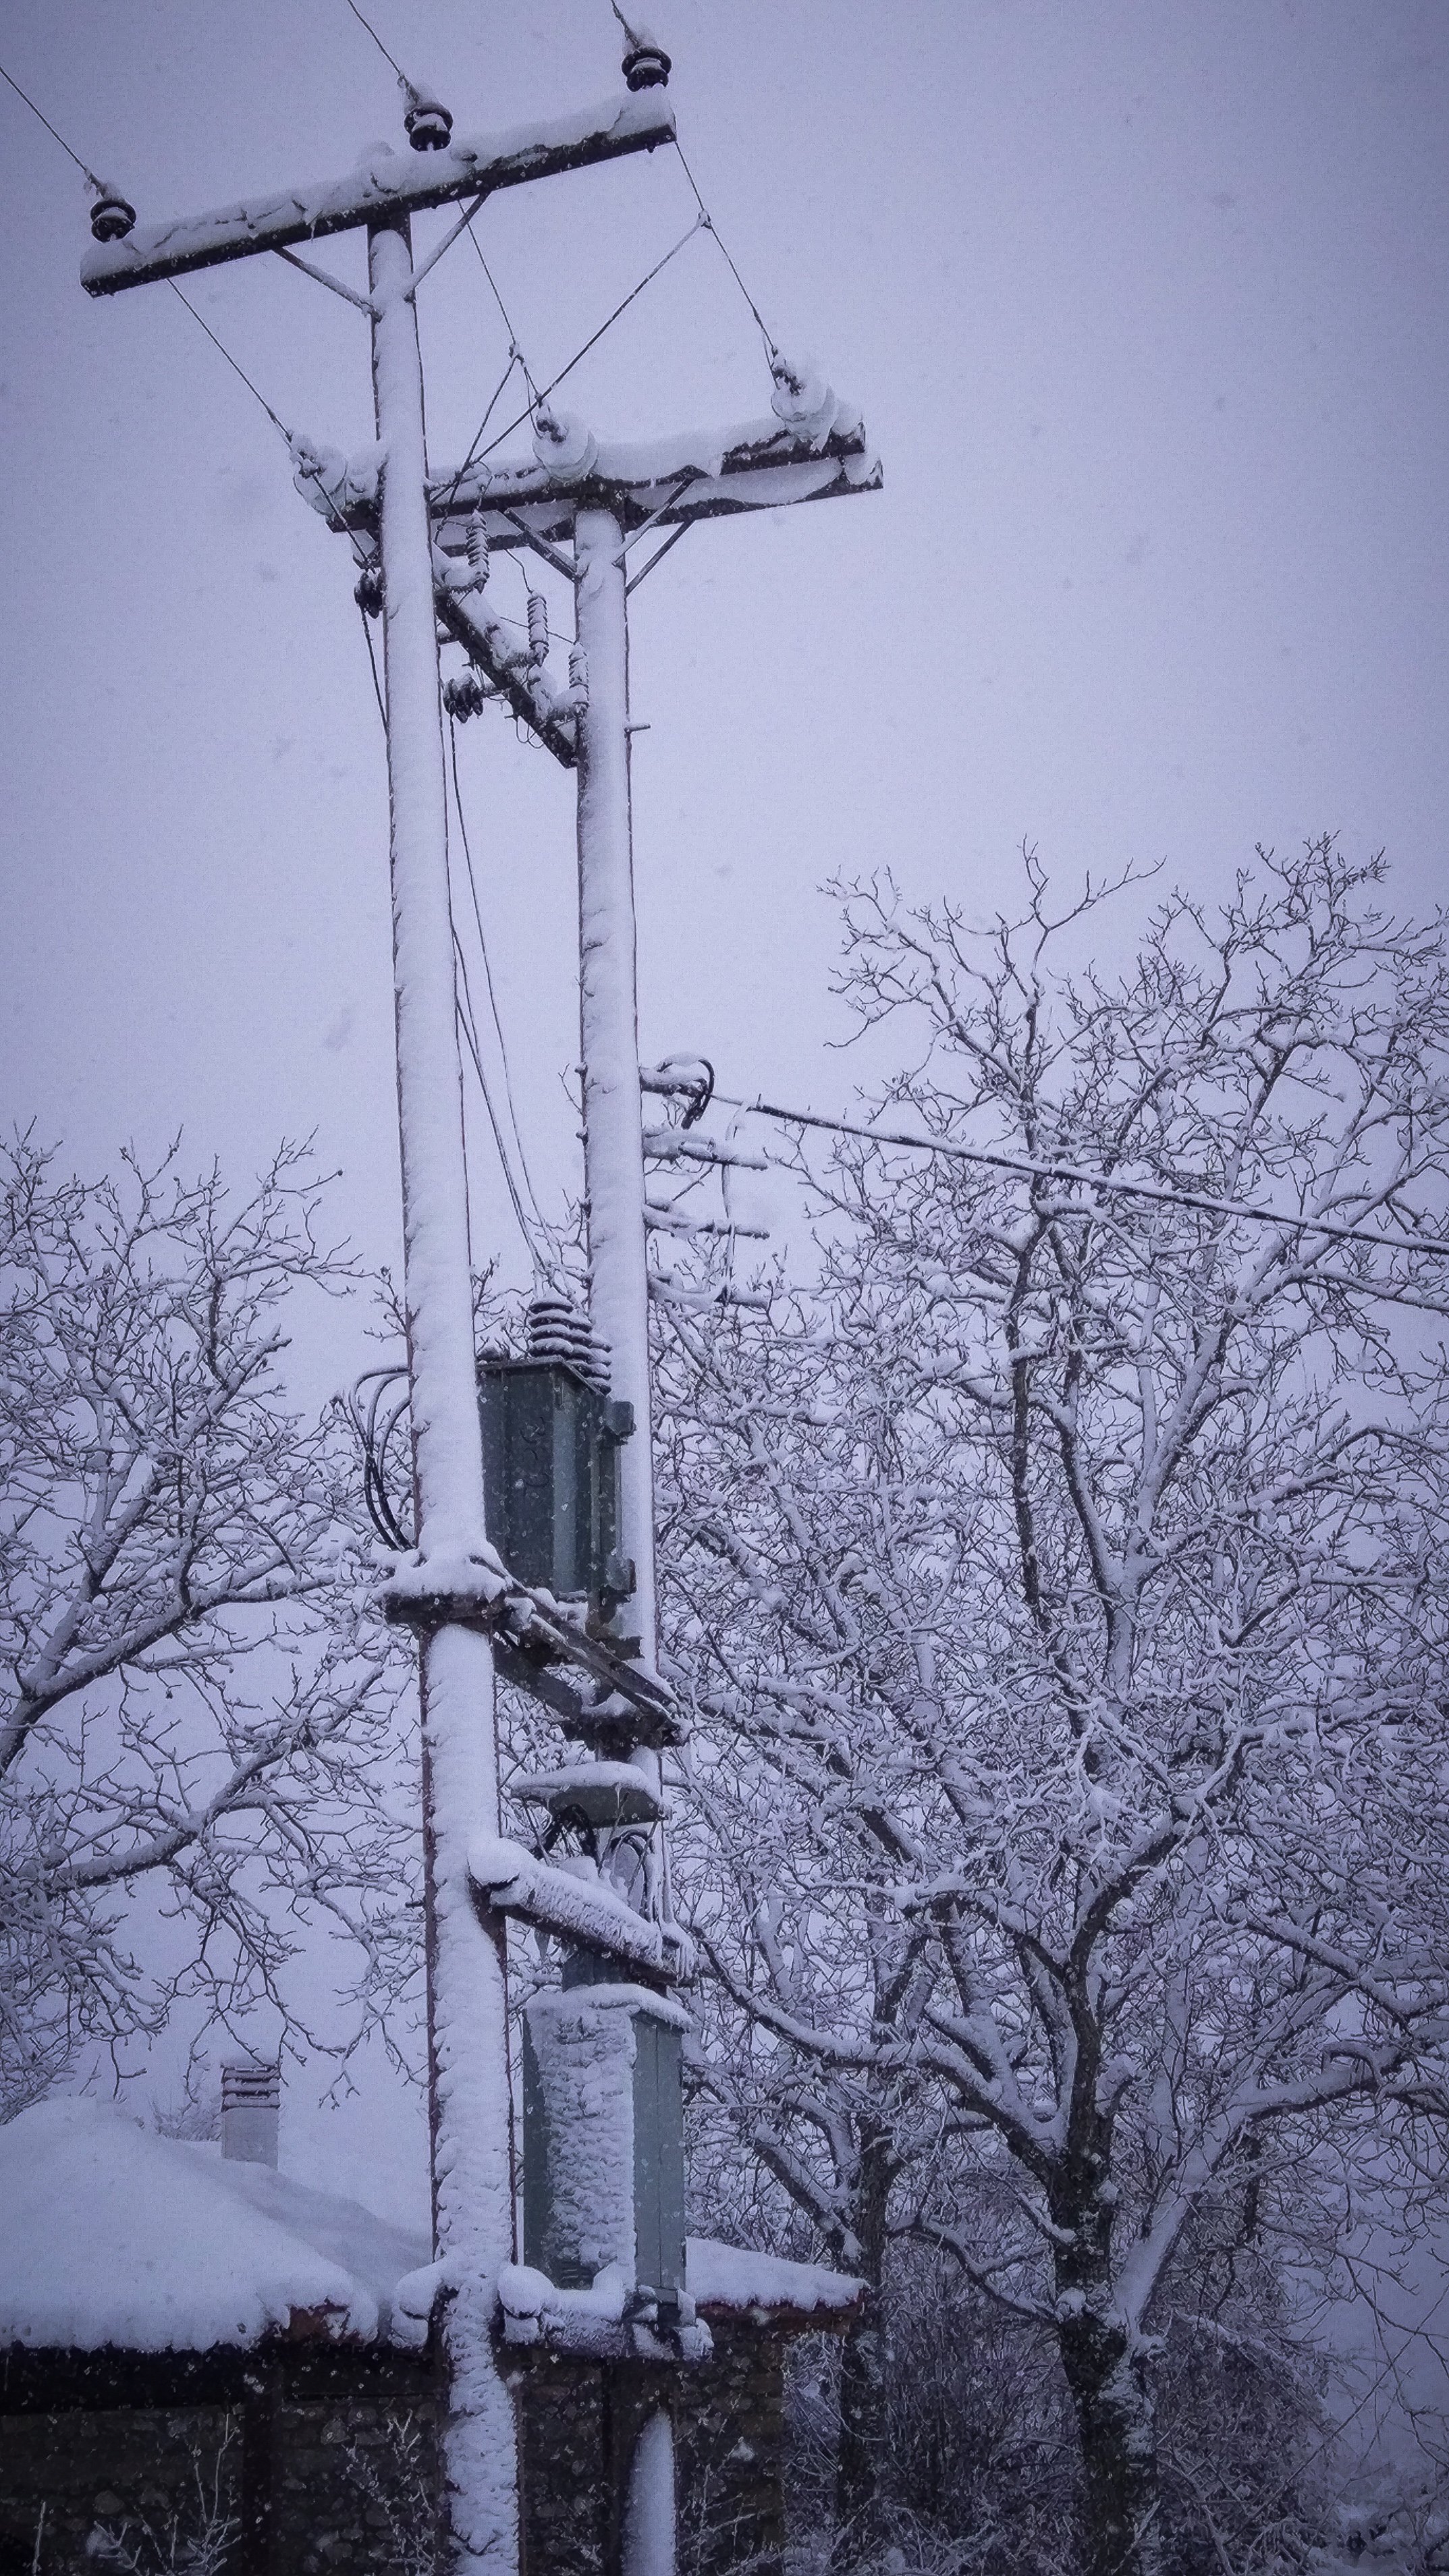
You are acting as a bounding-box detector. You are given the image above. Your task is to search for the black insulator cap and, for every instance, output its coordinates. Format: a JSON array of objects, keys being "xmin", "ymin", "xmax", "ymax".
[
  {"xmin": 404, "ymin": 92, "xmax": 453, "ymax": 151},
  {"xmin": 354, "ymin": 564, "xmax": 384, "ymax": 616},
  {"xmin": 622, "ymin": 41, "xmax": 670, "ymax": 90},
  {"xmin": 90, "ymin": 190, "xmax": 137, "ymax": 244}
]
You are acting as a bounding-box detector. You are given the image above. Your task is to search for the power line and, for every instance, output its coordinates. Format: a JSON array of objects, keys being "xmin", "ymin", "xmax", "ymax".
[
  {"xmin": 165, "ymin": 282, "xmax": 292, "ymax": 440},
  {"xmin": 716, "ymin": 1093, "xmax": 1449, "ymax": 1262},
  {"xmin": 0, "ymin": 57, "xmax": 302, "ymax": 455},
  {"xmin": 447, "ymin": 715, "xmax": 547, "ymax": 1231},
  {"xmin": 672, "ymin": 140, "xmax": 778, "ymax": 358},
  {"xmin": 0, "ymin": 56, "xmax": 101, "ymax": 185},
  {"xmin": 479, "ymin": 218, "xmax": 705, "ymax": 464},
  {"xmin": 339, "ymin": 0, "xmax": 414, "ymax": 94}
]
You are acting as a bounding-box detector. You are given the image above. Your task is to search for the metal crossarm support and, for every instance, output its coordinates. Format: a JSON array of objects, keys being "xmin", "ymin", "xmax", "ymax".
[{"xmin": 81, "ymin": 92, "xmax": 676, "ymax": 294}]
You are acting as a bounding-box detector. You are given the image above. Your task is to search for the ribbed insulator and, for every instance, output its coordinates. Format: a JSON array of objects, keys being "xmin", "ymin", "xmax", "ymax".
[
  {"xmin": 526, "ymin": 1294, "xmax": 610, "ymax": 1392},
  {"xmin": 568, "ymin": 645, "xmax": 589, "ymax": 708},
  {"xmin": 466, "ymin": 515, "xmax": 489, "ymax": 588},
  {"xmin": 526, "ymin": 592, "xmax": 549, "ymax": 665}
]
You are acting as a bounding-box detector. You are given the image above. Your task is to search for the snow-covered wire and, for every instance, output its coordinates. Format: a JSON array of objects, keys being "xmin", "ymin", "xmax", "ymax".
[{"xmin": 719, "ymin": 1092, "xmax": 1449, "ymax": 1261}]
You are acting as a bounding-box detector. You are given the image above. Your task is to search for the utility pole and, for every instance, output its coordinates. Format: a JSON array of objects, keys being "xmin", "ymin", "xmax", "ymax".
[
  {"xmin": 86, "ymin": 49, "xmax": 880, "ymax": 2573},
  {"xmin": 572, "ymin": 503, "xmax": 657, "ymax": 1666},
  {"xmin": 83, "ymin": 84, "xmax": 676, "ymax": 2576}
]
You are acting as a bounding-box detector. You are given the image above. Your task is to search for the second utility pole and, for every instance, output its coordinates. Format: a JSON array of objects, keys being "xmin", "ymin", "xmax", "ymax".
[{"xmin": 573, "ymin": 505, "xmax": 658, "ymax": 1670}]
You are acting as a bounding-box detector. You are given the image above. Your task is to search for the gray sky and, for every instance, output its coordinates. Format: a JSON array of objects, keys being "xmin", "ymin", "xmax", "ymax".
[
  {"xmin": 2, "ymin": 0, "xmax": 1446, "ymax": 2208},
  {"xmin": 3, "ymin": 0, "xmax": 1446, "ymax": 1328}
]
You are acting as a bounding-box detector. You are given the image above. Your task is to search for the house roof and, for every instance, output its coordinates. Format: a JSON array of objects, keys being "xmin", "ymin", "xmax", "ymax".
[
  {"xmin": 0, "ymin": 2099, "xmax": 428, "ymax": 2353},
  {"xmin": 0, "ymin": 2097, "xmax": 864, "ymax": 2357}
]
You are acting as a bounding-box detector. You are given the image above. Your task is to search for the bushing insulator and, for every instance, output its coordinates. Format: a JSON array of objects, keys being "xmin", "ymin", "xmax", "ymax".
[
  {"xmin": 404, "ymin": 93, "xmax": 453, "ymax": 150},
  {"xmin": 90, "ymin": 190, "xmax": 137, "ymax": 244}
]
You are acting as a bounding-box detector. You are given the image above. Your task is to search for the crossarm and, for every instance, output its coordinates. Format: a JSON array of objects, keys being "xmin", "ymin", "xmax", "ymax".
[{"xmin": 82, "ymin": 92, "xmax": 676, "ymax": 294}]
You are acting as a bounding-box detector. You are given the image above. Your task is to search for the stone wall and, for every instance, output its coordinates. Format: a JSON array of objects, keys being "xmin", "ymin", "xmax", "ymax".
[
  {"xmin": 0, "ymin": 2318, "xmax": 790, "ymax": 2576},
  {"xmin": 0, "ymin": 2347, "xmax": 442, "ymax": 2576}
]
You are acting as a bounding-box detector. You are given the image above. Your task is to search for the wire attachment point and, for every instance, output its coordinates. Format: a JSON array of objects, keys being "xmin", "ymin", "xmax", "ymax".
[{"xmin": 90, "ymin": 186, "xmax": 136, "ymax": 244}]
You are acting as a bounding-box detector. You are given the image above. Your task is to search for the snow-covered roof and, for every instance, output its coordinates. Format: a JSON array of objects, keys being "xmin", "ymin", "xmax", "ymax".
[
  {"xmin": 0, "ymin": 2101, "xmax": 862, "ymax": 2357},
  {"xmin": 0, "ymin": 2100, "xmax": 429, "ymax": 2353},
  {"xmin": 686, "ymin": 2239, "xmax": 864, "ymax": 2318}
]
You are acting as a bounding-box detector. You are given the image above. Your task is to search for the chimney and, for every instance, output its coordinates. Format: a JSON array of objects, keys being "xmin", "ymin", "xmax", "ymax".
[{"xmin": 221, "ymin": 2060, "xmax": 280, "ymax": 2166}]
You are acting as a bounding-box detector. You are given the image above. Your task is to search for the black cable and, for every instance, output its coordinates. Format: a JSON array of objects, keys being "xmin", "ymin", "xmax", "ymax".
[
  {"xmin": 165, "ymin": 282, "xmax": 293, "ymax": 440},
  {"xmin": 448, "ymin": 717, "xmax": 547, "ymax": 1229},
  {"xmin": 479, "ymin": 219, "xmax": 704, "ymax": 463},
  {"xmin": 672, "ymin": 141, "xmax": 778, "ymax": 357},
  {"xmin": 359, "ymin": 605, "xmax": 387, "ymax": 725},
  {"xmin": 0, "ymin": 56, "xmax": 101, "ymax": 185},
  {"xmin": 436, "ymin": 347, "xmax": 528, "ymax": 520},
  {"xmin": 339, "ymin": 0, "xmax": 414, "ymax": 94},
  {"xmin": 453, "ymin": 931, "xmax": 541, "ymax": 1266},
  {"xmin": 719, "ymin": 1092, "xmax": 1449, "ymax": 1262}
]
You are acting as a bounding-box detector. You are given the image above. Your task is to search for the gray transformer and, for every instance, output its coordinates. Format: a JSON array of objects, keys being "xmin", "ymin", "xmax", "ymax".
[
  {"xmin": 522, "ymin": 1963, "xmax": 686, "ymax": 2309},
  {"xmin": 477, "ymin": 1358, "xmax": 634, "ymax": 1604}
]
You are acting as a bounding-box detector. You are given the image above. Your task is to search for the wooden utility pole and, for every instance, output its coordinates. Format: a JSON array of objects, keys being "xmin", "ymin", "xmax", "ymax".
[
  {"xmin": 84, "ymin": 87, "xmax": 676, "ymax": 2576},
  {"xmin": 86, "ymin": 59, "xmax": 881, "ymax": 2573}
]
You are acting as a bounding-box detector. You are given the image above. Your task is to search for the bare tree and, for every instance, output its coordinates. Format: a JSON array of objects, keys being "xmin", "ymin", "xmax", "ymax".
[
  {"xmin": 0, "ymin": 1139, "xmax": 411, "ymax": 2114},
  {"xmin": 657, "ymin": 844, "xmax": 1449, "ymax": 2576}
]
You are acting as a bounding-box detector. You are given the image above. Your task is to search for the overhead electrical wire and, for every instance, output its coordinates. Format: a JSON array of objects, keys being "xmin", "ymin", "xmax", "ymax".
[
  {"xmin": 452, "ymin": 923, "xmax": 541, "ymax": 1269},
  {"xmin": 477, "ymin": 217, "xmax": 705, "ymax": 464},
  {"xmin": 447, "ymin": 715, "xmax": 548, "ymax": 1234},
  {"xmin": 671, "ymin": 141, "xmax": 779, "ymax": 358},
  {"xmin": 339, "ymin": 0, "xmax": 415, "ymax": 94},
  {"xmin": 0, "ymin": 57, "xmax": 309, "ymax": 462},
  {"xmin": 0, "ymin": 56, "xmax": 102, "ymax": 186},
  {"xmin": 164, "ymin": 282, "xmax": 294, "ymax": 440},
  {"xmin": 711, "ymin": 1093, "xmax": 1449, "ymax": 1263}
]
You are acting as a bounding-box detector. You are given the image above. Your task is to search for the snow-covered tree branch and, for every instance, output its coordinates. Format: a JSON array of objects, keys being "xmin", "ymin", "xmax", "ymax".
[
  {"xmin": 657, "ymin": 843, "xmax": 1449, "ymax": 2576},
  {"xmin": 0, "ymin": 1139, "xmax": 413, "ymax": 2114}
]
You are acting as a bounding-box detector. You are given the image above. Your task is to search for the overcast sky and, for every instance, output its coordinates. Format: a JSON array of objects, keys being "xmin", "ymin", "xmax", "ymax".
[
  {"xmin": 3, "ymin": 0, "xmax": 1446, "ymax": 1325},
  {"xmin": 2, "ymin": 0, "xmax": 1446, "ymax": 2207}
]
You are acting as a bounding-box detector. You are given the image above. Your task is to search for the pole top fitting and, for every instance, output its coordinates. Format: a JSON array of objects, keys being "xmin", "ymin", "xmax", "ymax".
[
  {"xmin": 622, "ymin": 38, "xmax": 671, "ymax": 90},
  {"xmin": 90, "ymin": 187, "xmax": 136, "ymax": 244},
  {"xmin": 404, "ymin": 89, "xmax": 454, "ymax": 151},
  {"xmin": 612, "ymin": 5, "xmax": 670, "ymax": 88}
]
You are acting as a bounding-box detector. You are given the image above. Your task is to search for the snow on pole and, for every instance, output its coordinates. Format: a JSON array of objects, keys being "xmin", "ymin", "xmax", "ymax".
[
  {"xmin": 623, "ymin": 2411, "xmax": 678, "ymax": 2576},
  {"xmin": 368, "ymin": 204, "xmax": 518, "ymax": 2575},
  {"xmin": 573, "ymin": 506, "xmax": 658, "ymax": 1679}
]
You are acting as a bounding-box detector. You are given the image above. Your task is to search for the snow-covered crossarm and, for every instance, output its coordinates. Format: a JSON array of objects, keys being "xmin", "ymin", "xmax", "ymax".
[
  {"xmin": 468, "ymin": 1834, "xmax": 695, "ymax": 1979},
  {"xmin": 81, "ymin": 93, "xmax": 676, "ymax": 294},
  {"xmin": 434, "ymin": 578, "xmax": 580, "ymax": 765},
  {"xmin": 428, "ymin": 404, "xmax": 880, "ymax": 551}
]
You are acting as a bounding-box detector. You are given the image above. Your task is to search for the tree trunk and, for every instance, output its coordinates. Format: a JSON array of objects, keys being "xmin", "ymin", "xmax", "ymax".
[
  {"xmin": 831, "ymin": 2135, "xmax": 894, "ymax": 2571},
  {"xmin": 1057, "ymin": 2317, "xmax": 1163, "ymax": 2576}
]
